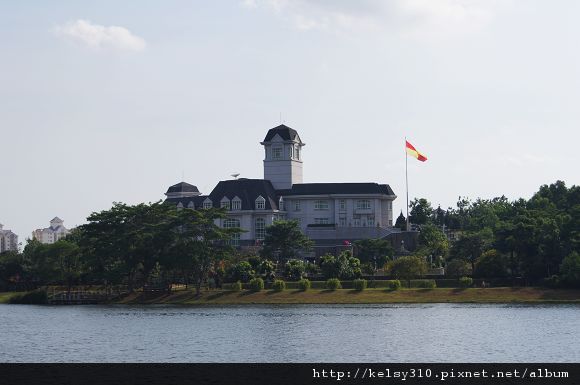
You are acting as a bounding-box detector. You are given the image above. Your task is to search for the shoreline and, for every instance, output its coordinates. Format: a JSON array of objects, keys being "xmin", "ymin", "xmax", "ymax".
[
  {"xmin": 104, "ymin": 287, "xmax": 580, "ymax": 305},
  {"xmin": 2, "ymin": 287, "xmax": 579, "ymax": 305}
]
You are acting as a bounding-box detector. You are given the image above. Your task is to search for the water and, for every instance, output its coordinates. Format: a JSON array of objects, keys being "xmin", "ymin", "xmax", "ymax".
[{"xmin": 0, "ymin": 304, "xmax": 578, "ymax": 362}]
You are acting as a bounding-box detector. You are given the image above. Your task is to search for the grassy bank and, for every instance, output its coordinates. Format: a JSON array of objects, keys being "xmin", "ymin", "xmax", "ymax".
[
  {"xmin": 115, "ymin": 287, "xmax": 580, "ymax": 305},
  {"xmin": 0, "ymin": 292, "xmax": 19, "ymax": 304}
]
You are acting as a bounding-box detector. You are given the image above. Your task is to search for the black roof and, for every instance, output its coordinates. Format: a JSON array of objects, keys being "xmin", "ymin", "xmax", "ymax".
[
  {"xmin": 164, "ymin": 195, "xmax": 208, "ymax": 208},
  {"xmin": 278, "ymin": 183, "xmax": 395, "ymax": 196},
  {"xmin": 166, "ymin": 182, "xmax": 199, "ymax": 194},
  {"xmin": 262, "ymin": 124, "xmax": 300, "ymax": 142},
  {"xmin": 208, "ymin": 179, "xmax": 280, "ymax": 210}
]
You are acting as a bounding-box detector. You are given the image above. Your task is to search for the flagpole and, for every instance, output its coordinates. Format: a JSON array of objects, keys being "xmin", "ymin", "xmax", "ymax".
[{"xmin": 405, "ymin": 136, "xmax": 409, "ymax": 232}]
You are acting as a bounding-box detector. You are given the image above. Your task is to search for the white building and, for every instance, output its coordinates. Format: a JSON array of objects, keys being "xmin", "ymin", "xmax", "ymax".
[
  {"xmin": 165, "ymin": 125, "xmax": 401, "ymax": 254},
  {"xmin": 0, "ymin": 223, "xmax": 18, "ymax": 252},
  {"xmin": 32, "ymin": 217, "xmax": 71, "ymax": 244}
]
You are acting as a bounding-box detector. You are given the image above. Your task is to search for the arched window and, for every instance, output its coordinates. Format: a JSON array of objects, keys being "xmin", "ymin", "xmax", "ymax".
[
  {"xmin": 255, "ymin": 217, "xmax": 266, "ymax": 240},
  {"xmin": 232, "ymin": 196, "xmax": 242, "ymax": 211},
  {"xmin": 255, "ymin": 196, "xmax": 265, "ymax": 210}
]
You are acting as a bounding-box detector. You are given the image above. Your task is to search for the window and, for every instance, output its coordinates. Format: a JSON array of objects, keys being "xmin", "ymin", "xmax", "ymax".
[
  {"xmin": 293, "ymin": 200, "xmax": 301, "ymax": 211},
  {"xmin": 187, "ymin": 201, "xmax": 194, "ymax": 208},
  {"xmin": 368, "ymin": 216, "xmax": 375, "ymax": 226},
  {"xmin": 314, "ymin": 200, "xmax": 329, "ymax": 210},
  {"xmin": 220, "ymin": 199, "xmax": 230, "ymax": 210},
  {"xmin": 288, "ymin": 146, "xmax": 293, "ymax": 159},
  {"xmin": 339, "ymin": 217, "xmax": 347, "ymax": 227},
  {"xmin": 203, "ymin": 199, "xmax": 212, "ymax": 209},
  {"xmin": 295, "ymin": 146, "xmax": 300, "ymax": 160},
  {"xmin": 255, "ymin": 196, "xmax": 265, "ymax": 210},
  {"xmin": 278, "ymin": 198, "xmax": 284, "ymax": 211},
  {"xmin": 353, "ymin": 218, "xmax": 361, "ymax": 227},
  {"xmin": 339, "ymin": 200, "xmax": 346, "ymax": 211},
  {"xmin": 255, "ymin": 217, "xmax": 266, "ymax": 240},
  {"xmin": 232, "ymin": 198, "xmax": 241, "ymax": 211},
  {"xmin": 314, "ymin": 218, "xmax": 329, "ymax": 224},
  {"xmin": 356, "ymin": 200, "xmax": 371, "ymax": 210},
  {"xmin": 177, "ymin": 202, "xmax": 183, "ymax": 209},
  {"xmin": 224, "ymin": 218, "xmax": 240, "ymax": 246},
  {"xmin": 272, "ymin": 147, "xmax": 282, "ymax": 159},
  {"xmin": 223, "ymin": 218, "xmax": 240, "ymax": 228}
]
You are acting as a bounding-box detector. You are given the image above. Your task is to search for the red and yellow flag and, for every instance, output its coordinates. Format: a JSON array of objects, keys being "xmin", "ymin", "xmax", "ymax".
[{"xmin": 405, "ymin": 140, "xmax": 427, "ymax": 162}]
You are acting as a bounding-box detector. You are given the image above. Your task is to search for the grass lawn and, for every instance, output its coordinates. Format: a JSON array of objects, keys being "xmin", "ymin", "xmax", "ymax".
[
  {"xmin": 115, "ymin": 287, "xmax": 580, "ymax": 305},
  {"xmin": 0, "ymin": 292, "xmax": 19, "ymax": 304}
]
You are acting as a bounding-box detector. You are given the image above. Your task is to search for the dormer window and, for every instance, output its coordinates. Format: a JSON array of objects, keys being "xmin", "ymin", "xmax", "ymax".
[
  {"xmin": 255, "ymin": 196, "xmax": 266, "ymax": 210},
  {"xmin": 176, "ymin": 202, "xmax": 184, "ymax": 209},
  {"xmin": 295, "ymin": 145, "xmax": 300, "ymax": 160},
  {"xmin": 278, "ymin": 197, "xmax": 284, "ymax": 211},
  {"xmin": 232, "ymin": 197, "xmax": 242, "ymax": 211},
  {"xmin": 220, "ymin": 197, "xmax": 231, "ymax": 210},
  {"xmin": 272, "ymin": 147, "xmax": 282, "ymax": 160},
  {"xmin": 187, "ymin": 201, "xmax": 194, "ymax": 208},
  {"xmin": 203, "ymin": 198, "xmax": 212, "ymax": 209}
]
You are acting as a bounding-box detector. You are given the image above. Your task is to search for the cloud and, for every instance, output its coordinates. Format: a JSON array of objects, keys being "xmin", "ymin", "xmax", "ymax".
[
  {"xmin": 54, "ymin": 19, "xmax": 146, "ymax": 52},
  {"xmin": 242, "ymin": 0, "xmax": 509, "ymax": 39}
]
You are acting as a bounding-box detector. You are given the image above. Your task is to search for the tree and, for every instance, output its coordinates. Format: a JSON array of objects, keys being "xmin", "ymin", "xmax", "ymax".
[
  {"xmin": 560, "ymin": 251, "xmax": 580, "ymax": 288},
  {"xmin": 474, "ymin": 249, "xmax": 509, "ymax": 278},
  {"xmin": 354, "ymin": 238, "xmax": 394, "ymax": 273},
  {"xmin": 449, "ymin": 230, "xmax": 492, "ymax": 272},
  {"xmin": 260, "ymin": 220, "xmax": 313, "ymax": 261},
  {"xmin": 417, "ymin": 224, "xmax": 449, "ymax": 260},
  {"xmin": 395, "ymin": 211, "xmax": 407, "ymax": 231},
  {"xmin": 46, "ymin": 240, "xmax": 81, "ymax": 295},
  {"xmin": 171, "ymin": 207, "xmax": 241, "ymax": 296},
  {"xmin": 319, "ymin": 251, "xmax": 362, "ymax": 280},
  {"xmin": 445, "ymin": 259, "xmax": 472, "ymax": 277},
  {"xmin": 409, "ymin": 198, "xmax": 433, "ymax": 226},
  {"xmin": 79, "ymin": 202, "xmax": 174, "ymax": 291},
  {"xmin": 387, "ymin": 256, "xmax": 428, "ymax": 286}
]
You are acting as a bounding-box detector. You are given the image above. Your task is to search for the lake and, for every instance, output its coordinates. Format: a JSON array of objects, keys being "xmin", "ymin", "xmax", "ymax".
[{"xmin": 0, "ymin": 304, "xmax": 578, "ymax": 362}]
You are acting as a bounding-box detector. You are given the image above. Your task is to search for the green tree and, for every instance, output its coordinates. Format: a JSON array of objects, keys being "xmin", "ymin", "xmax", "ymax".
[
  {"xmin": 560, "ymin": 251, "xmax": 580, "ymax": 288},
  {"xmin": 474, "ymin": 249, "xmax": 509, "ymax": 278},
  {"xmin": 319, "ymin": 251, "xmax": 362, "ymax": 280},
  {"xmin": 445, "ymin": 259, "xmax": 472, "ymax": 277},
  {"xmin": 417, "ymin": 224, "xmax": 449, "ymax": 260},
  {"xmin": 228, "ymin": 261, "xmax": 255, "ymax": 283},
  {"xmin": 409, "ymin": 198, "xmax": 433, "ymax": 226},
  {"xmin": 260, "ymin": 220, "xmax": 313, "ymax": 261},
  {"xmin": 387, "ymin": 256, "xmax": 428, "ymax": 286},
  {"xmin": 172, "ymin": 207, "xmax": 241, "ymax": 296},
  {"xmin": 395, "ymin": 211, "xmax": 407, "ymax": 231},
  {"xmin": 449, "ymin": 230, "xmax": 492, "ymax": 272},
  {"xmin": 354, "ymin": 238, "xmax": 394, "ymax": 273}
]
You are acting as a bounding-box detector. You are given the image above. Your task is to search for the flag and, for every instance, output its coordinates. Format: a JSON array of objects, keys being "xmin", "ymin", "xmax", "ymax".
[{"xmin": 405, "ymin": 140, "xmax": 428, "ymax": 162}]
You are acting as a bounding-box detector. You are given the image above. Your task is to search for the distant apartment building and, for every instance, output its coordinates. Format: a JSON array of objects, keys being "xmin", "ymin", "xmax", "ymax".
[
  {"xmin": 32, "ymin": 217, "xmax": 71, "ymax": 244},
  {"xmin": 0, "ymin": 223, "xmax": 19, "ymax": 252}
]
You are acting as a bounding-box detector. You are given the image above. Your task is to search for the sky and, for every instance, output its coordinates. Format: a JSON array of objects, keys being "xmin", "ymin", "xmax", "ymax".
[{"xmin": 1, "ymin": 1, "xmax": 579, "ymax": 244}]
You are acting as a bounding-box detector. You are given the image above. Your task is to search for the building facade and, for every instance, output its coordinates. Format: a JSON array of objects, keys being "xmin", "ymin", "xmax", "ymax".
[
  {"xmin": 164, "ymin": 125, "xmax": 399, "ymax": 253},
  {"xmin": 32, "ymin": 217, "xmax": 71, "ymax": 244},
  {"xmin": 0, "ymin": 224, "xmax": 18, "ymax": 252}
]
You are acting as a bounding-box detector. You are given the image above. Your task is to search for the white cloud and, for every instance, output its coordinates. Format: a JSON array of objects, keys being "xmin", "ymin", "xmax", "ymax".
[
  {"xmin": 54, "ymin": 19, "xmax": 146, "ymax": 52},
  {"xmin": 242, "ymin": 0, "xmax": 510, "ymax": 39}
]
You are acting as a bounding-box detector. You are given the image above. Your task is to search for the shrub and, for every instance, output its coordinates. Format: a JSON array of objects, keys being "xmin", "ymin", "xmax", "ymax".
[
  {"xmin": 387, "ymin": 280, "xmax": 401, "ymax": 290},
  {"xmin": 249, "ymin": 277, "xmax": 264, "ymax": 292},
  {"xmin": 9, "ymin": 289, "xmax": 48, "ymax": 304},
  {"xmin": 284, "ymin": 259, "xmax": 306, "ymax": 281},
  {"xmin": 222, "ymin": 281, "xmax": 242, "ymax": 291},
  {"xmin": 326, "ymin": 278, "xmax": 342, "ymax": 290},
  {"xmin": 458, "ymin": 276, "xmax": 473, "ymax": 288},
  {"xmin": 353, "ymin": 279, "xmax": 367, "ymax": 291},
  {"xmin": 229, "ymin": 261, "xmax": 255, "ymax": 283},
  {"xmin": 272, "ymin": 279, "xmax": 286, "ymax": 292},
  {"xmin": 298, "ymin": 278, "xmax": 311, "ymax": 291},
  {"xmin": 414, "ymin": 279, "xmax": 436, "ymax": 289}
]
